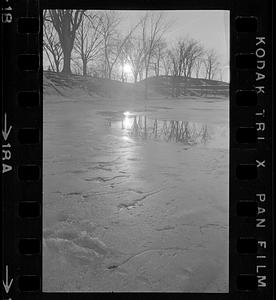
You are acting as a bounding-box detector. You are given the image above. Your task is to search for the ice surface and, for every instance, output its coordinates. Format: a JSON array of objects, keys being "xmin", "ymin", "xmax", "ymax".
[{"xmin": 43, "ymin": 92, "xmax": 229, "ymax": 292}]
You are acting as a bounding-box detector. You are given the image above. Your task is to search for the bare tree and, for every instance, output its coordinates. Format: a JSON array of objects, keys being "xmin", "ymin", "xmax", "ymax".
[
  {"xmin": 116, "ymin": 36, "xmax": 137, "ymax": 82},
  {"xmin": 165, "ymin": 38, "xmax": 204, "ymax": 96},
  {"xmin": 126, "ymin": 36, "xmax": 145, "ymax": 83},
  {"xmin": 168, "ymin": 48, "xmax": 181, "ymax": 76},
  {"xmin": 74, "ymin": 13, "xmax": 102, "ymax": 76},
  {"xmin": 97, "ymin": 11, "xmax": 120, "ymax": 78},
  {"xmin": 193, "ymin": 58, "xmax": 204, "ymax": 78},
  {"xmin": 174, "ymin": 38, "xmax": 204, "ymax": 78},
  {"xmin": 117, "ymin": 39, "xmax": 130, "ymax": 82},
  {"xmin": 71, "ymin": 59, "xmax": 83, "ymax": 75},
  {"xmin": 167, "ymin": 47, "xmax": 182, "ymax": 97},
  {"xmin": 48, "ymin": 10, "xmax": 85, "ymax": 74},
  {"xmin": 140, "ymin": 12, "xmax": 169, "ymax": 98},
  {"xmin": 203, "ymin": 49, "xmax": 220, "ymax": 80},
  {"xmin": 151, "ymin": 39, "xmax": 167, "ymax": 76},
  {"xmin": 99, "ymin": 11, "xmax": 140, "ymax": 80},
  {"xmin": 43, "ymin": 14, "xmax": 63, "ymax": 72},
  {"xmin": 186, "ymin": 40, "xmax": 204, "ymax": 78},
  {"xmin": 74, "ymin": 12, "xmax": 103, "ymax": 76},
  {"xmin": 161, "ymin": 50, "xmax": 173, "ymax": 76}
]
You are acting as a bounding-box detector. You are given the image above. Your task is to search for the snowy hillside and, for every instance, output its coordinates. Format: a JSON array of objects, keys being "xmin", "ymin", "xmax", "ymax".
[{"xmin": 43, "ymin": 71, "xmax": 229, "ymax": 99}]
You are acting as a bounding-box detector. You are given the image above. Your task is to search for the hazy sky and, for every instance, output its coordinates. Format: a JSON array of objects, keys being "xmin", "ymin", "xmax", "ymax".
[
  {"xmin": 118, "ymin": 10, "xmax": 229, "ymax": 64},
  {"xmin": 117, "ymin": 10, "xmax": 230, "ymax": 81}
]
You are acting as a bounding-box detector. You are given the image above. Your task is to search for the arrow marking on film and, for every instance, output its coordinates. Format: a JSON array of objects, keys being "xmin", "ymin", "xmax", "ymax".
[
  {"xmin": 2, "ymin": 113, "xmax": 12, "ymax": 141},
  {"xmin": 2, "ymin": 265, "xmax": 13, "ymax": 293}
]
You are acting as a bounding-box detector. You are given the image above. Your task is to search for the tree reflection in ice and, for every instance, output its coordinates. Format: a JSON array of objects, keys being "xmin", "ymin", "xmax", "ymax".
[{"xmin": 108, "ymin": 115, "xmax": 211, "ymax": 145}]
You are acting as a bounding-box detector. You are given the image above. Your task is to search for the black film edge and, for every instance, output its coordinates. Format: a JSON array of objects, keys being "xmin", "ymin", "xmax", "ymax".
[{"xmin": 1, "ymin": 0, "xmax": 273, "ymax": 299}]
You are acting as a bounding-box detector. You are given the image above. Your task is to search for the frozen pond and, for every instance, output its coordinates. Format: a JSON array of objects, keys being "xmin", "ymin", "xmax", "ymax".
[{"xmin": 43, "ymin": 95, "xmax": 229, "ymax": 292}]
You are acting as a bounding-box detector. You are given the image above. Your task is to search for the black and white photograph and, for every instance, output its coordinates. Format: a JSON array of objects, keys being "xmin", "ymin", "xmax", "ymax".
[{"xmin": 42, "ymin": 9, "xmax": 229, "ymax": 292}]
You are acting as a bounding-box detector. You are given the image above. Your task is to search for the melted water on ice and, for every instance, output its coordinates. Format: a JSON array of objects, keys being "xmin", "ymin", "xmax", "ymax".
[{"xmin": 105, "ymin": 112, "xmax": 228, "ymax": 149}]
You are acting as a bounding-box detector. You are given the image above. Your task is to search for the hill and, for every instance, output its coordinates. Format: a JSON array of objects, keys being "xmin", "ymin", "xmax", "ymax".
[
  {"xmin": 43, "ymin": 71, "xmax": 229, "ymax": 99},
  {"xmin": 141, "ymin": 76, "xmax": 229, "ymax": 97}
]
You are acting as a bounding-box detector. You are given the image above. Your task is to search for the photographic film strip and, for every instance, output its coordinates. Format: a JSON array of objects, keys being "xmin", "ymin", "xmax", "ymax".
[{"xmin": 1, "ymin": 0, "xmax": 273, "ymax": 299}]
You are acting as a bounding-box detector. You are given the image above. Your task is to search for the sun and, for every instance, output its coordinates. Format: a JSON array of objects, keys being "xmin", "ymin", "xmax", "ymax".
[{"xmin": 123, "ymin": 63, "xmax": 132, "ymax": 74}]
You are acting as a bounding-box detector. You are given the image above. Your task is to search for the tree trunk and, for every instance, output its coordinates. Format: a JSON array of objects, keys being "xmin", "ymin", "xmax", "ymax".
[
  {"xmin": 60, "ymin": 14, "xmax": 73, "ymax": 74},
  {"xmin": 55, "ymin": 61, "xmax": 60, "ymax": 73},
  {"xmin": 134, "ymin": 72, "xmax": 138, "ymax": 83},
  {"xmin": 62, "ymin": 45, "xmax": 72, "ymax": 74},
  {"xmin": 108, "ymin": 69, "xmax": 112, "ymax": 80},
  {"xmin": 82, "ymin": 59, "xmax": 87, "ymax": 76},
  {"xmin": 145, "ymin": 77, "xmax": 148, "ymax": 99},
  {"xmin": 144, "ymin": 65, "xmax": 149, "ymax": 99},
  {"xmin": 156, "ymin": 58, "xmax": 160, "ymax": 77},
  {"xmin": 49, "ymin": 10, "xmax": 85, "ymax": 75},
  {"xmin": 138, "ymin": 71, "xmax": 143, "ymax": 81}
]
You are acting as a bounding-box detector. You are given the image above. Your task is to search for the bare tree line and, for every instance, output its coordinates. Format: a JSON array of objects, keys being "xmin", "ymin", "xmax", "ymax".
[{"xmin": 43, "ymin": 10, "xmax": 222, "ymax": 82}]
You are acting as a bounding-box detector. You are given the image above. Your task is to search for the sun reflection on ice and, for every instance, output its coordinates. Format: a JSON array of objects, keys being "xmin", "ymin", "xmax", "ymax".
[
  {"xmin": 122, "ymin": 112, "xmax": 133, "ymax": 129},
  {"xmin": 122, "ymin": 135, "xmax": 131, "ymax": 141}
]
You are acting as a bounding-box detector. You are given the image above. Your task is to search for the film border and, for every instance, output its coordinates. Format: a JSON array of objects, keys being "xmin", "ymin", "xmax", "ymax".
[{"xmin": 1, "ymin": 0, "xmax": 273, "ymax": 299}]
